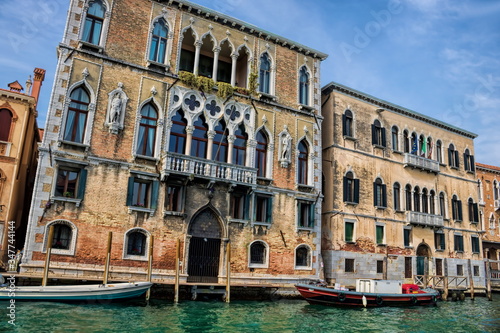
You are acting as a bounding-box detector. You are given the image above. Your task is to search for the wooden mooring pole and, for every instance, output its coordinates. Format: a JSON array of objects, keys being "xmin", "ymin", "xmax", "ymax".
[
  {"xmin": 42, "ymin": 226, "xmax": 54, "ymax": 287},
  {"xmin": 174, "ymin": 238, "xmax": 180, "ymax": 304},
  {"xmin": 225, "ymin": 241, "xmax": 231, "ymax": 303},
  {"xmin": 485, "ymin": 258, "xmax": 492, "ymax": 301},
  {"xmin": 443, "ymin": 258, "xmax": 449, "ymax": 301},
  {"xmin": 103, "ymin": 232, "xmax": 112, "ymax": 285},
  {"xmin": 145, "ymin": 235, "xmax": 154, "ymax": 301},
  {"xmin": 467, "ymin": 259, "xmax": 474, "ymax": 300}
]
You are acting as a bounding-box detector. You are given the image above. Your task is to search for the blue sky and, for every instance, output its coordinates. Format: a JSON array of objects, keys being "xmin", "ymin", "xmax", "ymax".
[{"xmin": 1, "ymin": 0, "xmax": 499, "ymax": 166}]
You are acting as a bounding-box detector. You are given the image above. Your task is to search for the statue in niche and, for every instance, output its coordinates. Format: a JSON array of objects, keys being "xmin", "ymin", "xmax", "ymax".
[
  {"xmin": 279, "ymin": 128, "xmax": 292, "ymax": 168},
  {"xmin": 106, "ymin": 83, "xmax": 128, "ymax": 134}
]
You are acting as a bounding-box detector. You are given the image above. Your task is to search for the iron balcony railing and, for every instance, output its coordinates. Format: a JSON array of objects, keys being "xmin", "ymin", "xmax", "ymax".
[
  {"xmin": 406, "ymin": 211, "xmax": 444, "ymax": 228},
  {"xmin": 162, "ymin": 151, "xmax": 257, "ymax": 185},
  {"xmin": 404, "ymin": 153, "xmax": 440, "ymax": 173}
]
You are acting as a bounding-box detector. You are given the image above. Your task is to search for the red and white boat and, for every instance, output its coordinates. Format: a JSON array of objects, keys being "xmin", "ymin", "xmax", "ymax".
[{"xmin": 295, "ymin": 280, "xmax": 440, "ymax": 307}]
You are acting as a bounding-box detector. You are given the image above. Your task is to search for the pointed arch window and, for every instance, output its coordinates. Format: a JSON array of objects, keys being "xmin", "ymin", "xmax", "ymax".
[
  {"xmin": 64, "ymin": 87, "xmax": 90, "ymax": 143},
  {"xmin": 255, "ymin": 130, "xmax": 268, "ymax": 178},
  {"xmin": 439, "ymin": 192, "xmax": 446, "ymax": 217},
  {"xmin": 82, "ymin": 0, "xmax": 106, "ymax": 45},
  {"xmin": 373, "ymin": 178, "xmax": 387, "ymax": 208},
  {"xmin": 372, "ymin": 120, "xmax": 386, "ymax": 147},
  {"xmin": 233, "ymin": 124, "xmax": 247, "ymax": 166},
  {"xmin": 212, "ymin": 120, "xmax": 228, "ymax": 162},
  {"xmin": 137, "ymin": 103, "xmax": 158, "ymax": 157},
  {"xmin": 463, "ymin": 149, "xmax": 475, "ymax": 172},
  {"xmin": 413, "ymin": 186, "xmax": 421, "ymax": 212},
  {"xmin": 422, "ymin": 188, "xmax": 429, "ymax": 213},
  {"xmin": 299, "ymin": 67, "xmax": 310, "ymax": 105},
  {"xmin": 0, "ymin": 109, "xmax": 13, "ymax": 142},
  {"xmin": 436, "ymin": 140, "xmax": 442, "ymax": 163},
  {"xmin": 391, "ymin": 126, "xmax": 399, "ymax": 151},
  {"xmin": 468, "ymin": 198, "xmax": 479, "ymax": 223},
  {"xmin": 429, "ymin": 190, "xmax": 436, "ymax": 214},
  {"xmin": 426, "ymin": 137, "xmax": 433, "ymax": 159},
  {"xmin": 452, "ymin": 195, "xmax": 463, "ymax": 221},
  {"xmin": 393, "ymin": 182, "xmax": 401, "ymax": 211},
  {"xmin": 405, "ymin": 184, "xmax": 412, "ymax": 211},
  {"xmin": 343, "ymin": 110, "xmax": 354, "ymax": 137},
  {"xmin": 448, "ymin": 144, "xmax": 460, "ymax": 168},
  {"xmin": 169, "ymin": 111, "xmax": 187, "ymax": 154},
  {"xmin": 149, "ymin": 19, "xmax": 168, "ymax": 63},
  {"xmin": 297, "ymin": 140, "xmax": 309, "ymax": 185},
  {"xmin": 191, "ymin": 115, "xmax": 208, "ymax": 158},
  {"xmin": 259, "ymin": 53, "xmax": 271, "ymax": 94},
  {"xmin": 403, "ymin": 130, "xmax": 410, "ymax": 153}
]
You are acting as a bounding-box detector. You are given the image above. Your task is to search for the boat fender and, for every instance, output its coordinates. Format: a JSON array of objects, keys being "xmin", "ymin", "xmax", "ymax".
[
  {"xmin": 411, "ymin": 296, "xmax": 418, "ymax": 305},
  {"xmin": 338, "ymin": 292, "xmax": 346, "ymax": 302},
  {"xmin": 376, "ymin": 296, "xmax": 383, "ymax": 306},
  {"xmin": 362, "ymin": 295, "xmax": 367, "ymax": 308},
  {"xmin": 432, "ymin": 295, "xmax": 437, "ymax": 304}
]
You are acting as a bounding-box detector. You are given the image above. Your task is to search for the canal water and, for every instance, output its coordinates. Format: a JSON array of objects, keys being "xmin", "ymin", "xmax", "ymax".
[{"xmin": 1, "ymin": 296, "xmax": 499, "ymax": 332}]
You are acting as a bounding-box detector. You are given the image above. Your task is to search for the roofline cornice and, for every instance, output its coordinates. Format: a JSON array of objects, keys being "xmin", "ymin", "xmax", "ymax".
[
  {"xmin": 0, "ymin": 88, "xmax": 36, "ymax": 105},
  {"xmin": 157, "ymin": 0, "xmax": 328, "ymax": 60},
  {"xmin": 322, "ymin": 81, "xmax": 478, "ymax": 139},
  {"xmin": 476, "ymin": 163, "xmax": 500, "ymax": 174}
]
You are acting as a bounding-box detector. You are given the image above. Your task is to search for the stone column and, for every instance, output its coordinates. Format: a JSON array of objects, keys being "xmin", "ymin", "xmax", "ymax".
[
  {"xmin": 193, "ymin": 41, "xmax": 202, "ymax": 76},
  {"xmin": 212, "ymin": 47, "xmax": 220, "ymax": 82},
  {"xmin": 185, "ymin": 126, "xmax": 194, "ymax": 155},
  {"xmin": 230, "ymin": 54, "xmax": 238, "ymax": 86}
]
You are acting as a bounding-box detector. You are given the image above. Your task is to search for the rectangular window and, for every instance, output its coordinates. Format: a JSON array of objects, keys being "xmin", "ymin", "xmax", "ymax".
[
  {"xmin": 457, "ymin": 264, "xmax": 464, "ymax": 276},
  {"xmin": 231, "ymin": 192, "xmax": 249, "ymax": 220},
  {"xmin": 471, "ymin": 236, "xmax": 480, "ymax": 253},
  {"xmin": 297, "ymin": 201, "xmax": 315, "ymax": 228},
  {"xmin": 54, "ymin": 165, "xmax": 88, "ymax": 201},
  {"xmin": 126, "ymin": 176, "xmax": 159, "ymax": 210},
  {"xmin": 404, "ymin": 227, "xmax": 412, "ymax": 247},
  {"xmin": 345, "ymin": 258, "xmax": 355, "ymax": 273},
  {"xmin": 377, "ymin": 260, "xmax": 384, "ymax": 274},
  {"xmin": 345, "ymin": 221, "xmax": 354, "ymax": 243},
  {"xmin": 376, "ymin": 224, "xmax": 385, "ymax": 245},
  {"xmin": 435, "ymin": 232, "xmax": 445, "ymax": 251},
  {"xmin": 165, "ymin": 184, "xmax": 184, "ymax": 212},
  {"xmin": 254, "ymin": 194, "xmax": 273, "ymax": 224},
  {"xmin": 454, "ymin": 234, "xmax": 464, "ymax": 252},
  {"xmin": 473, "ymin": 265, "xmax": 479, "ymax": 277},
  {"xmin": 405, "ymin": 257, "xmax": 412, "ymax": 278},
  {"xmin": 436, "ymin": 258, "xmax": 443, "ymax": 276}
]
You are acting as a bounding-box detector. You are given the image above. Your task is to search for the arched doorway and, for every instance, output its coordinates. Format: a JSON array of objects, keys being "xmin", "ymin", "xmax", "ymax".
[
  {"xmin": 416, "ymin": 243, "xmax": 432, "ymax": 276},
  {"xmin": 187, "ymin": 208, "xmax": 222, "ymax": 283}
]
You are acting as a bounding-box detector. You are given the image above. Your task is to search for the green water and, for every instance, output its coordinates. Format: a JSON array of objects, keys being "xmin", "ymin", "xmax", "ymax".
[{"xmin": 1, "ymin": 297, "xmax": 499, "ymax": 332}]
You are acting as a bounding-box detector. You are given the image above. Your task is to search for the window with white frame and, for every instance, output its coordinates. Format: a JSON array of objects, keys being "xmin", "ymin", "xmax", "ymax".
[
  {"xmin": 468, "ymin": 198, "xmax": 479, "ymax": 223},
  {"xmin": 393, "ymin": 182, "xmax": 401, "ymax": 211},
  {"xmin": 295, "ymin": 244, "xmax": 311, "ymax": 269},
  {"xmin": 452, "ymin": 195, "xmax": 463, "ymax": 221},
  {"xmin": 81, "ymin": 0, "xmax": 106, "ymax": 46},
  {"xmin": 43, "ymin": 220, "xmax": 78, "ymax": 256},
  {"xmin": 448, "ymin": 144, "xmax": 460, "ymax": 168},
  {"xmin": 298, "ymin": 66, "xmax": 310, "ymax": 105},
  {"xmin": 463, "ymin": 149, "xmax": 475, "ymax": 172},
  {"xmin": 343, "ymin": 110, "xmax": 354, "ymax": 138},
  {"xmin": 391, "ymin": 126, "xmax": 399, "ymax": 151},
  {"xmin": 372, "ymin": 119, "xmax": 386, "ymax": 147},
  {"xmin": 259, "ymin": 53, "xmax": 272, "ymax": 94},
  {"xmin": 63, "ymin": 86, "xmax": 90, "ymax": 144},
  {"xmin": 297, "ymin": 139, "xmax": 309, "ymax": 185},
  {"xmin": 343, "ymin": 171, "xmax": 359, "ymax": 204},
  {"xmin": 249, "ymin": 241, "xmax": 268, "ymax": 268},
  {"xmin": 148, "ymin": 18, "xmax": 169, "ymax": 64},
  {"xmin": 373, "ymin": 178, "xmax": 387, "ymax": 208},
  {"xmin": 136, "ymin": 103, "xmax": 158, "ymax": 157},
  {"xmin": 124, "ymin": 228, "xmax": 150, "ymax": 260}
]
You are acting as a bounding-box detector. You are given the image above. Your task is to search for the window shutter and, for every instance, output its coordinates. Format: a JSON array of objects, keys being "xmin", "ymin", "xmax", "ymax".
[
  {"xmin": 455, "ymin": 150, "xmax": 460, "ymax": 168},
  {"xmin": 297, "ymin": 202, "xmax": 302, "ymax": 227},
  {"xmin": 343, "ymin": 177, "xmax": 348, "ymax": 202},
  {"xmin": 381, "ymin": 128, "xmax": 386, "ymax": 147},
  {"xmin": 463, "ymin": 152, "xmax": 469, "ymax": 171},
  {"xmin": 371, "ymin": 124, "xmax": 376, "ymax": 145},
  {"xmin": 448, "ymin": 148, "xmax": 452, "ymax": 166},
  {"xmin": 150, "ymin": 180, "xmax": 160, "ymax": 210},
  {"xmin": 342, "ymin": 114, "xmax": 347, "ymax": 136},
  {"xmin": 441, "ymin": 234, "xmax": 445, "ymax": 250},
  {"xmin": 373, "ymin": 182, "xmax": 377, "ymax": 206},
  {"xmin": 126, "ymin": 177, "xmax": 135, "ymax": 206},
  {"xmin": 470, "ymin": 155, "xmax": 475, "ymax": 171},
  {"xmin": 382, "ymin": 184, "xmax": 387, "ymax": 207},
  {"xmin": 309, "ymin": 203, "xmax": 315, "ymax": 228},
  {"xmin": 354, "ymin": 179, "xmax": 360, "ymax": 204},
  {"xmin": 457, "ymin": 200, "xmax": 463, "ymax": 221},
  {"xmin": 473, "ymin": 203, "xmax": 479, "ymax": 222},
  {"xmin": 76, "ymin": 169, "xmax": 88, "ymax": 200},
  {"xmin": 266, "ymin": 196, "xmax": 273, "ymax": 223}
]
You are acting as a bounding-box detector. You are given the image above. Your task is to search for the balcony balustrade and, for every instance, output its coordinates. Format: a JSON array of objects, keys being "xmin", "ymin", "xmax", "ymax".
[
  {"xmin": 406, "ymin": 211, "xmax": 444, "ymax": 228},
  {"xmin": 162, "ymin": 152, "xmax": 257, "ymax": 185},
  {"xmin": 404, "ymin": 153, "xmax": 440, "ymax": 173}
]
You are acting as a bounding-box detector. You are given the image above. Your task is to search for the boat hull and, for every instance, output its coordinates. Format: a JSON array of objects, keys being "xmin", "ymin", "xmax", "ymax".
[
  {"xmin": 295, "ymin": 284, "xmax": 439, "ymax": 307},
  {"xmin": 0, "ymin": 282, "xmax": 153, "ymax": 301}
]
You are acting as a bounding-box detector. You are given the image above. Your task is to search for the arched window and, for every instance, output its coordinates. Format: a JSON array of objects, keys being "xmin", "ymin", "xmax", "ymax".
[
  {"xmin": 391, "ymin": 126, "xmax": 399, "ymax": 151},
  {"xmin": 468, "ymin": 198, "xmax": 479, "ymax": 223},
  {"xmin": 436, "ymin": 140, "xmax": 442, "ymax": 163},
  {"xmin": 64, "ymin": 87, "xmax": 90, "ymax": 143},
  {"xmin": 403, "ymin": 130, "xmax": 410, "ymax": 153},
  {"xmin": 463, "ymin": 149, "xmax": 475, "ymax": 172},
  {"xmin": 494, "ymin": 180, "xmax": 499, "ymax": 201},
  {"xmin": 232, "ymin": 124, "xmax": 247, "ymax": 166},
  {"xmin": 249, "ymin": 241, "xmax": 268, "ymax": 267},
  {"xmin": 426, "ymin": 137, "xmax": 433, "ymax": 159},
  {"xmin": 137, "ymin": 103, "xmax": 158, "ymax": 157},
  {"xmin": 44, "ymin": 220, "xmax": 77, "ymax": 255},
  {"xmin": 373, "ymin": 178, "xmax": 386, "ymax": 208},
  {"xmin": 212, "ymin": 120, "xmax": 228, "ymax": 162},
  {"xmin": 0, "ymin": 109, "xmax": 13, "ymax": 142},
  {"xmin": 126, "ymin": 230, "xmax": 147, "ymax": 256},
  {"xmin": 52, "ymin": 224, "xmax": 72, "ymax": 250},
  {"xmin": 410, "ymin": 132, "xmax": 418, "ymax": 154},
  {"xmin": 439, "ymin": 192, "xmax": 446, "ymax": 217},
  {"xmin": 295, "ymin": 245, "xmax": 311, "ymax": 268},
  {"xmin": 393, "ymin": 182, "xmax": 401, "ymax": 211},
  {"xmin": 82, "ymin": 0, "xmax": 106, "ymax": 45},
  {"xmin": 344, "ymin": 171, "xmax": 359, "ymax": 204},
  {"xmin": 419, "ymin": 135, "xmax": 426, "ymax": 157},
  {"xmin": 149, "ymin": 19, "xmax": 168, "ymax": 63},
  {"xmin": 299, "ymin": 67, "xmax": 309, "ymax": 105},
  {"xmin": 429, "ymin": 190, "xmax": 436, "ymax": 214},
  {"xmin": 297, "ymin": 140, "xmax": 308, "ymax": 185},
  {"xmin": 405, "ymin": 184, "xmax": 412, "ymax": 211},
  {"xmin": 343, "ymin": 110, "xmax": 353, "ymax": 137},
  {"xmin": 168, "ymin": 111, "xmax": 187, "ymax": 154},
  {"xmin": 452, "ymin": 195, "xmax": 463, "ymax": 221},
  {"xmin": 448, "ymin": 144, "xmax": 459, "ymax": 168},
  {"xmin": 259, "ymin": 53, "xmax": 271, "ymax": 94},
  {"xmin": 413, "ymin": 186, "xmax": 421, "ymax": 212},
  {"xmin": 179, "ymin": 27, "xmax": 196, "ymax": 73},
  {"xmin": 422, "ymin": 188, "xmax": 428, "ymax": 213},
  {"xmin": 191, "ymin": 115, "xmax": 208, "ymax": 158},
  {"xmin": 372, "ymin": 120, "xmax": 385, "ymax": 146},
  {"xmin": 255, "ymin": 130, "xmax": 268, "ymax": 178}
]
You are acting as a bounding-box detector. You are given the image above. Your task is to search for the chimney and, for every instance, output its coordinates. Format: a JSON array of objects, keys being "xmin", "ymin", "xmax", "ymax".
[{"xmin": 31, "ymin": 68, "xmax": 46, "ymax": 104}]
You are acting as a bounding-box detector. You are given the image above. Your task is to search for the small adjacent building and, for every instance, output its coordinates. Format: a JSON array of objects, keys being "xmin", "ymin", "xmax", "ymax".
[
  {"xmin": 21, "ymin": 0, "xmax": 327, "ymax": 286},
  {"xmin": 0, "ymin": 68, "xmax": 45, "ymax": 266},
  {"xmin": 321, "ymin": 82, "xmax": 484, "ymax": 289}
]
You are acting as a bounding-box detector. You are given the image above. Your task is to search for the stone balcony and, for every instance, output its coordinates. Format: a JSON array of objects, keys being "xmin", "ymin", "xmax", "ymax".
[
  {"xmin": 404, "ymin": 153, "xmax": 440, "ymax": 173},
  {"xmin": 406, "ymin": 211, "xmax": 444, "ymax": 228},
  {"xmin": 162, "ymin": 152, "xmax": 257, "ymax": 186}
]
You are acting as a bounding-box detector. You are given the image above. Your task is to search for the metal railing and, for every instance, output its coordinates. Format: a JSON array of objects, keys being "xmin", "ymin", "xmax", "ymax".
[
  {"xmin": 404, "ymin": 153, "xmax": 440, "ymax": 173},
  {"xmin": 163, "ymin": 152, "xmax": 257, "ymax": 185},
  {"xmin": 406, "ymin": 211, "xmax": 444, "ymax": 228}
]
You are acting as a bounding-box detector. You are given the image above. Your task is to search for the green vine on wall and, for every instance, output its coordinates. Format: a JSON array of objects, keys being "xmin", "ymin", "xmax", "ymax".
[{"xmin": 195, "ymin": 76, "xmax": 215, "ymax": 94}]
